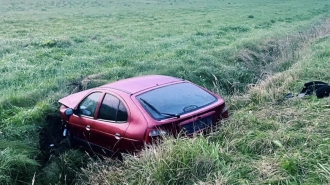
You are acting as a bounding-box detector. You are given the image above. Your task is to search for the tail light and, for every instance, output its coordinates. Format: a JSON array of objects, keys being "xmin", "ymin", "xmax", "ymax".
[
  {"xmin": 145, "ymin": 128, "xmax": 167, "ymax": 144},
  {"xmin": 221, "ymin": 105, "xmax": 228, "ymax": 118}
]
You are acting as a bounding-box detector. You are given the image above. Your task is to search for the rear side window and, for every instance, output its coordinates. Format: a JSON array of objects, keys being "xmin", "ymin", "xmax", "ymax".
[
  {"xmin": 78, "ymin": 92, "xmax": 102, "ymax": 117},
  {"xmin": 98, "ymin": 94, "xmax": 128, "ymax": 122}
]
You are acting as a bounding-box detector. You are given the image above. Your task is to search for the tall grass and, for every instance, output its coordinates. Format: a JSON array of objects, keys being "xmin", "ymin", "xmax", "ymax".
[
  {"xmin": 0, "ymin": 147, "xmax": 38, "ymax": 184},
  {"xmin": 80, "ymin": 137, "xmax": 231, "ymax": 185}
]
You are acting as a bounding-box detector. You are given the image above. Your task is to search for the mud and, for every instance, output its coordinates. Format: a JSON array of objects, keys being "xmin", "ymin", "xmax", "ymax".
[{"xmin": 37, "ymin": 114, "xmax": 68, "ymax": 167}]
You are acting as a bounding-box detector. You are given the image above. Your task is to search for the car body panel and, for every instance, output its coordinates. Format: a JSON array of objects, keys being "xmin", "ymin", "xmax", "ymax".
[
  {"xmin": 58, "ymin": 89, "xmax": 94, "ymax": 109},
  {"xmin": 91, "ymin": 120, "xmax": 129, "ymax": 152},
  {"xmin": 66, "ymin": 114, "xmax": 94, "ymax": 143},
  {"xmin": 90, "ymin": 91, "xmax": 143, "ymax": 152},
  {"xmin": 100, "ymin": 75, "xmax": 183, "ymax": 94}
]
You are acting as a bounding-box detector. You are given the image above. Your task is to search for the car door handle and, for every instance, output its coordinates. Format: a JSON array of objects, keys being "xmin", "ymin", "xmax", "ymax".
[
  {"xmin": 115, "ymin": 133, "xmax": 121, "ymax": 140},
  {"xmin": 86, "ymin": 125, "xmax": 91, "ymax": 131}
]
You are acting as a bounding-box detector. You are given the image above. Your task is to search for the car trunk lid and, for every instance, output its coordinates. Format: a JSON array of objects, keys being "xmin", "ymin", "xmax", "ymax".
[{"xmin": 145, "ymin": 102, "xmax": 227, "ymax": 143}]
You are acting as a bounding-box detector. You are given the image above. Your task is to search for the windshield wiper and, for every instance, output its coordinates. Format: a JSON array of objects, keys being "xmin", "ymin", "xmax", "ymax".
[{"xmin": 139, "ymin": 98, "xmax": 180, "ymax": 118}]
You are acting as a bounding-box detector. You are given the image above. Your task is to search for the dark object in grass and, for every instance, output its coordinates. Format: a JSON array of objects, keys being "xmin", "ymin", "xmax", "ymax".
[
  {"xmin": 299, "ymin": 81, "xmax": 330, "ymax": 98},
  {"xmin": 315, "ymin": 86, "xmax": 330, "ymax": 98},
  {"xmin": 284, "ymin": 92, "xmax": 294, "ymax": 99},
  {"xmin": 280, "ymin": 81, "xmax": 329, "ymax": 102},
  {"xmin": 276, "ymin": 92, "xmax": 295, "ymax": 104},
  {"xmin": 248, "ymin": 15, "xmax": 254, "ymax": 19}
]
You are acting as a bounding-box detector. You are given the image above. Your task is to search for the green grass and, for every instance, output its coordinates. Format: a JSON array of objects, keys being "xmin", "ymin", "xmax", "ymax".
[
  {"xmin": 1, "ymin": 0, "xmax": 330, "ymax": 184},
  {"xmin": 81, "ymin": 31, "xmax": 330, "ymax": 185}
]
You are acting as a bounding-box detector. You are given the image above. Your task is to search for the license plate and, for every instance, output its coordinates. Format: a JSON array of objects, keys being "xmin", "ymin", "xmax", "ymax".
[{"xmin": 182, "ymin": 116, "xmax": 213, "ymax": 135}]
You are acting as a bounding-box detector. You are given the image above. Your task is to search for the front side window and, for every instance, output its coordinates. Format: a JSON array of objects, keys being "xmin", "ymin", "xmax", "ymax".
[
  {"xmin": 78, "ymin": 92, "xmax": 102, "ymax": 117},
  {"xmin": 98, "ymin": 94, "xmax": 128, "ymax": 122}
]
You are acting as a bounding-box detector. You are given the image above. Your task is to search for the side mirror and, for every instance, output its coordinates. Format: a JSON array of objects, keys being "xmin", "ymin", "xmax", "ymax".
[{"xmin": 64, "ymin": 108, "xmax": 74, "ymax": 116}]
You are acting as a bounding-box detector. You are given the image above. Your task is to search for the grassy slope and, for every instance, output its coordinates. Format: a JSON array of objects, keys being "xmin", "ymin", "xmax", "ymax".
[
  {"xmin": 0, "ymin": 0, "xmax": 330, "ymax": 184},
  {"xmin": 81, "ymin": 26, "xmax": 330, "ymax": 185},
  {"xmin": 67, "ymin": 28, "xmax": 330, "ymax": 183}
]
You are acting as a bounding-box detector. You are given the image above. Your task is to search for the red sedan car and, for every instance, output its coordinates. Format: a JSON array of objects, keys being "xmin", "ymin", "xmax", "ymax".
[{"xmin": 59, "ymin": 75, "xmax": 228, "ymax": 155}]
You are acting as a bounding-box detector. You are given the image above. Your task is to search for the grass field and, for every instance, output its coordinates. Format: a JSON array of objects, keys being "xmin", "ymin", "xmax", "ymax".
[{"xmin": 1, "ymin": 0, "xmax": 330, "ymax": 184}]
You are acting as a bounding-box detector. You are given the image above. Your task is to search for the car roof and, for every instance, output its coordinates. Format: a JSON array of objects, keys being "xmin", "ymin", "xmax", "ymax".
[{"xmin": 98, "ymin": 75, "xmax": 184, "ymax": 94}]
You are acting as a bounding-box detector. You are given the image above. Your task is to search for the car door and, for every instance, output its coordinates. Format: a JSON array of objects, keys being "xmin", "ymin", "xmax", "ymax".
[
  {"xmin": 91, "ymin": 93, "xmax": 130, "ymax": 153},
  {"xmin": 67, "ymin": 92, "xmax": 103, "ymax": 145}
]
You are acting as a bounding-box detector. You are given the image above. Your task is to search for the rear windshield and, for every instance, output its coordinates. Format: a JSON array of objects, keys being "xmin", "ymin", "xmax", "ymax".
[{"xmin": 137, "ymin": 82, "xmax": 217, "ymax": 120}]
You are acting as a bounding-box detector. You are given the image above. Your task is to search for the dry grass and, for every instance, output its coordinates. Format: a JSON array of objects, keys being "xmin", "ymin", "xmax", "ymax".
[{"xmin": 253, "ymin": 157, "xmax": 287, "ymax": 183}]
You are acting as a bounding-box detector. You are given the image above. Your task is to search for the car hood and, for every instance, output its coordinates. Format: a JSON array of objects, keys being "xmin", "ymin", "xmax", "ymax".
[{"xmin": 58, "ymin": 89, "xmax": 93, "ymax": 109}]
